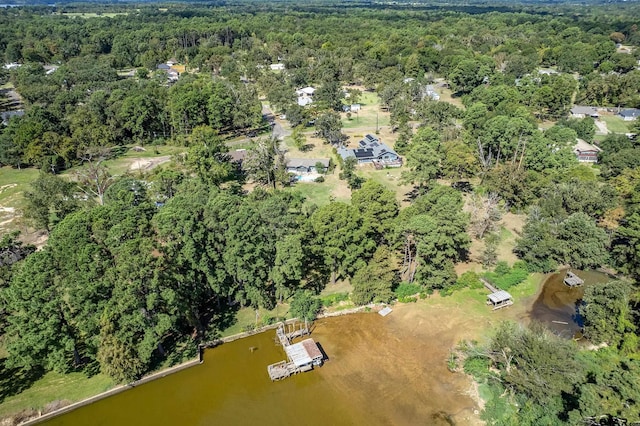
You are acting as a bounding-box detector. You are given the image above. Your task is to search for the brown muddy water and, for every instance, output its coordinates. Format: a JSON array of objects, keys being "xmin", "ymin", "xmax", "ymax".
[
  {"xmin": 530, "ymin": 269, "xmax": 611, "ymax": 338},
  {"xmin": 43, "ymin": 313, "xmax": 479, "ymax": 426}
]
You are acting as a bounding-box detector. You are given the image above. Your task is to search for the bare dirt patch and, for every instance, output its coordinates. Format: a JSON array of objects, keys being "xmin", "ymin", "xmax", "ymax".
[{"xmin": 128, "ymin": 156, "xmax": 172, "ymax": 173}]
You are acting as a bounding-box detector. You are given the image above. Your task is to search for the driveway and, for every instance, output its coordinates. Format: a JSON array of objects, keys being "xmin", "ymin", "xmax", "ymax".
[{"xmin": 595, "ymin": 119, "xmax": 609, "ymax": 135}]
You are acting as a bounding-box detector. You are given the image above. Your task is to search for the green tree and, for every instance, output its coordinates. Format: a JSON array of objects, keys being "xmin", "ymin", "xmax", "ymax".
[
  {"xmin": 581, "ymin": 280, "xmax": 636, "ymax": 348},
  {"xmin": 185, "ymin": 126, "xmax": 234, "ymax": 186},
  {"xmin": 555, "ymin": 212, "xmax": 609, "ymax": 269},
  {"xmin": 289, "ymin": 290, "xmax": 321, "ymax": 325},
  {"xmin": 315, "ymin": 112, "xmax": 347, "ymax": 145},
  {"xmin": 309, "ymin": 202, "xmax": 375, "ymax": 284},
  {"xmin": 351, "ymin": 180, "xmax": 399, "ymax": 243},
  {"xmin": 351, "ymin": 246, "xmax": 398, "ymax": 305},
  {"xmin": 24, "ymin": 174, "xmax": 79, "ymax": 232}
]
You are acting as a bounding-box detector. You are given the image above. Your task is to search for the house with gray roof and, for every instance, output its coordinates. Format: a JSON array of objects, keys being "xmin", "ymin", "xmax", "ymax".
[
  {"xmin": 338, "ymin": 134, "xmax": 402, "ymax": 167},
  {"xmin": 570, "ymin": 106, "xmax": 599, "ymax": 119},
  {"xmin": 286, "ymin": 158, "xmax": 329, "ymax": 174}
]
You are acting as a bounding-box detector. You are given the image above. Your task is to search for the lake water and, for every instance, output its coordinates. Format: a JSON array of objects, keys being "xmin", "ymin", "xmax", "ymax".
[
  {"xmin": 43, "ymin": 313, "xmax": 478, "ymax": 426},
  {"xmin": 529, "ymin": 269, "xmax": 611, "ymax": 338}
]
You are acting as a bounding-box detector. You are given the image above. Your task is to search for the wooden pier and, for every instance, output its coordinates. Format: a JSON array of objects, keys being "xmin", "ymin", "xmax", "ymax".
[{"xmin": 267, "ymin": 324, "xmax": 322, "ymax": 381}]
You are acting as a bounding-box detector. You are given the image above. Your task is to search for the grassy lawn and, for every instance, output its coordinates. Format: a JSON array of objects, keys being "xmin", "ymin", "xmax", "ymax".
[
  {"xmin": 601, "ymin": 116, "xmax": 631, "ymax": 134},
  {"xmin": 508, "ymin": 273, "xmax": 544, "ymax": 302},
  {"xmin": 0, "ymin": 167, "xmax": 40, "ymax": 211},
  {"xmin": 288, "ymin": 173, "xmax": 351, "ymax": 206},
  {"xmin": 341, "ymin": 91, "xmax": 390, "ymax": 130},
  {"xmin": 219, "ymin": 304, "xmax": 292, "ymax": 337},
  {"xmin": 0, "ymin": 371, "xmax": 113, "ymax": 418}
]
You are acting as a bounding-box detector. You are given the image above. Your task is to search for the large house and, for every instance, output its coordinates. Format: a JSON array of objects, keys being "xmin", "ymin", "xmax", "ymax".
[
  {"xmin": 338, "ymin": 134, "xmax": 402, "ymax": 167},
  {"xmin": 570, "ymin": 106, "xmax": 599, "ymax": 119},
  {"xmin": 618, "ymin": 108, "xmax": 640, "ymax": 121},
  {"xmin": 296, "ymin": 87, "xmax": 315, "ymax": 107},
  {"xmin": 573, "ymin": 138, "xmax": 601, "ymax": 163}
]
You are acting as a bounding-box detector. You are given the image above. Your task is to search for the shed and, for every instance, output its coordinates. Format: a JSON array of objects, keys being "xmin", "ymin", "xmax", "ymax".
[{"xmin": 487, "ymin": 290, "xmax": 513, "ymax": 310}]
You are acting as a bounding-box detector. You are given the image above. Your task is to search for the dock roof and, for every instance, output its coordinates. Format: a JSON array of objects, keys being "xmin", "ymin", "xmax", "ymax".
[
  {"xmin": 487, "ymin": 290, "xmax": 512, "ymax": 304},
  {"xmin": 285, "ymin": 338, "xmax": 322, "ymax": 367}
]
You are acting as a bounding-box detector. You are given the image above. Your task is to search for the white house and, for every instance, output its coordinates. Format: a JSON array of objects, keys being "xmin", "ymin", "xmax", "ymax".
[
  {"xmin": 296, "ymin": 86, "xmax": 315, "ymax": 107},
  {"xmin": 270, "ymin": 63, "xmax": 285, "ymax": 71}
]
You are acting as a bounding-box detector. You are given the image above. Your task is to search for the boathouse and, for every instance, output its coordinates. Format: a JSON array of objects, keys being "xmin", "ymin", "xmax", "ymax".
[
  {"xmin": 286, "ymin": 339, "xmax": 323, "ymax": 369},
  {"xmin": 487, "ymin": 290, "xmax": 514, "ymax": 310}
]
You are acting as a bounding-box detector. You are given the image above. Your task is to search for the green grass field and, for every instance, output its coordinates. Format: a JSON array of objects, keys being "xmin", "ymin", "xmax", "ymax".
[
  {"xmin": 0, "ymin": 371, "xmax": 113, "ymax": 419},
  {"xmin": 0, "ymin": 167, "xmax": 40, "ymax": 211},
  {"xmin": 341, "ymin": 91, "xmax": 390, "ymax": 130},
  {"xmin": 601, "ymin": 116, "xmax": 631, "ymax": 134}
]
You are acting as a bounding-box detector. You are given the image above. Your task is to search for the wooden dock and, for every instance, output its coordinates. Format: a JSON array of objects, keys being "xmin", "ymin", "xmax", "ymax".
[
  {"xmin": 268, "ymin": 361, "xmax": 300, "ymax": 380},
  {"xmin": 564, "ymin": 271, "xmax": 584, "ymax": 287},
  {"xmin": 267, "ymin": 324, "xmax": 321, "ymax": 381}
]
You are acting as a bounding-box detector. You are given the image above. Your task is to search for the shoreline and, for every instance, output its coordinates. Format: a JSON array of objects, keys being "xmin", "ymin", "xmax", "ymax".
[{"xmin": 17, "ymin": 305, "xmax": 382, "ymax": 425}]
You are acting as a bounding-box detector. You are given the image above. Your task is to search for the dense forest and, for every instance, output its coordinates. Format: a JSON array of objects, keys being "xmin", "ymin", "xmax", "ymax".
[{"xmin": 1, "ymin": 1, "xmax": 640, "ymax": 424}]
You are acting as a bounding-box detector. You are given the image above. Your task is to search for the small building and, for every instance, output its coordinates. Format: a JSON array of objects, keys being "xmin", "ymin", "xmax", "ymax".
[
  {"xmin": 0, "ymin": 110, "xmax": 24, "ymax": 126},
  {"xmin": 350, "ymin": 103, "xmax": 361, "ymax": 112},
  {"xmin": 564, "ymin": 271, "xmax": 584, "ymax": 287},
  {"xmin": 570, "ymin": 106, "xmax": 599, "ymax": 119},
  {"xmin": 487, "ymin": 290, "xmax": 513, "ymax": 310},
  {"xmin": 618, "ymin": 108, "xmax": 640, "ymax": 121},
  {"xmin": 270, "ymin": 63, "xmax": 285, "ymax": 71},
  {"xmin": 285, "ymin": 339, "xmax": 323, "ymax": 369},
  {"xmin": 337, "ymin": 134, "xmax": 402, "ymax": 167},
  {"xmin": 286, "ymin": 158, "xmax": 329, "ymax": 175},
  {"xmin": 573, "ymin": 138, "xmax": 602, "ymax": 163}
]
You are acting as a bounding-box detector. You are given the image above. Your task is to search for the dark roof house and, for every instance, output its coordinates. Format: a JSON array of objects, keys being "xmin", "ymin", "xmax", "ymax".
[{"xmin": 618, "ymin": 108, "xmax": 640, "ymax": 121}]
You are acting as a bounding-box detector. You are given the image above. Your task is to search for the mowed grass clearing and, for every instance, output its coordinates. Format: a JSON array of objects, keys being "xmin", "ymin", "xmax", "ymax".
[
  {"xmin": 601, "ymin": 115, "xmax": 631, "ymax": 134},
  {"xmin": 341, "ymin": 91, "xmax": 390, "ymax": 130},
  {"xmin": 0, "ymin": 371, "xmax": 113, "ymax": 419}
]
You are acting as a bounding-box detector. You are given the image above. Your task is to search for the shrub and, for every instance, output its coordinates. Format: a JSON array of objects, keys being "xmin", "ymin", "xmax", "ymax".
[
  {"xmin": 314, "ymin": 176, "xmax": 325, "ymax": 183},
  {"xmin": 483, "ymin": 261, "xmax": 529, "ymax": 290},
  {"xmin": 394, "ymin": 282, "xmax": 421, "ymax": 299},
  {"xmin": 463, "ymin": 356, "xmax": 491, "ymax": 379}
]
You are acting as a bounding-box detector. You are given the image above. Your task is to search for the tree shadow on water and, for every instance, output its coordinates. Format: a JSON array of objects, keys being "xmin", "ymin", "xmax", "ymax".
[{"xmin": 0, "ymin": 358, "xmax": 45, "ymax": 403}]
